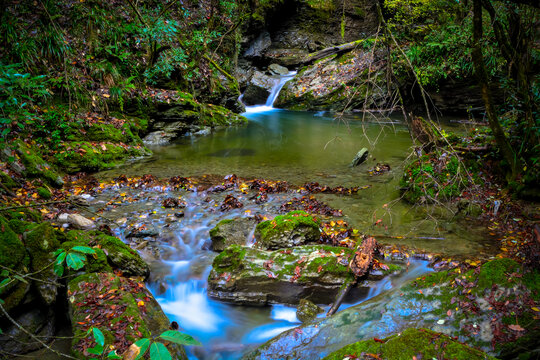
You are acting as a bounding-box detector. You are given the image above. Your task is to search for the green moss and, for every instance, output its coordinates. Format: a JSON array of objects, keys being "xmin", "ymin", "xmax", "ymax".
[
  {"xmin": 212, "ymin": 244, "xmax": 247, "ymax": 272},
  {"xmin": 8, "ymin": 219, "xmax": 32, "ymax": 234},
  {"xmin": 54, "ymin": 141, "xmax": 150, "ymax": 173},
  {"xmin": 37, "ymin": 186, "xmax": 52, "ymax": 199},
  {"xmin": 63, "ymin": 240, "xmax": 111, "ymax": 273},
  {"xmin": 523, "ymin": 270, "xmax": 540, "ymax": 301},
  {"xmin": 0, "ymin": 170, "xmax": 17, "ymax": 190},
  {"xmin": 323, "ymin": 328, "xmax": 496, "ymax": 360},
  {"xmin": 198, "ymin": 103, "xmax": 247, "ymax": 127},
  {"xmin": 209, "ymin": 219, "xmax": 234, "ymax": 239},
  {"xmin": 14, "ymin": 141, "xmax": 63, "ymax": 187},
  {"xmin": 0, "ymin": 216, "xmax": 28, "ymax": 270},
  {"xmin": 85, "ymin": 123, "xmax": 140, "ymax": 144},
  {"xmin": 255, "ymin": 210, "xmax": 320, "ymax": 244},
  {"xmin": 23, "ymin": 223, "xmax": 61, "ymax": 271},
  {"xmin": 477, "ymin": 258, "xmax": 519, "ymax": 290}
]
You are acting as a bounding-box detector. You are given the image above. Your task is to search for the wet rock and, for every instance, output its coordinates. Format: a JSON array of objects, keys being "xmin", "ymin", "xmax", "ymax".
[
  {"xmin": 268, "ymin": 63, "xmax": 289, "ymax": 76},
  {"xmin": 67, "ymin": 213, "xmax": 95, "ymax": 230},
  {"xmin": 244, "ymin": 31, "xmax": 272, "ymax": 59},
  {"xmin": 243, "ymin": 85, "xmax": 270, "ymax": 106},
  {"xmin": 0, "ymin": 308, "xmax": 55, "ymax": 354},
  {"xmin": 209, "ymin": 217, "xmax": 257, "ymax": 252},
  {"xmin": 143, "ymin": 122, "xmax": 190, "ymax": 145},
  {"xmin": 208, "ymin": 244, "xmax": 359, "ymax": 305},
  {"xmin": 68, "ymin": 272, "xmax": 187, "ymax": 359},
  {"xmin": 245, "ymin": 259, "xmax": 536, "ymax": 359},
  {"xmin": 254, "ymin": 211, "xmax": 320, "ymax": 250},
  {"xmin": 296, "ymin": 299, "xmax": 323, "ymax": 323},
  {"xmin": 351, "ymin": 148, "xmax": 369, "ymax": 167}
]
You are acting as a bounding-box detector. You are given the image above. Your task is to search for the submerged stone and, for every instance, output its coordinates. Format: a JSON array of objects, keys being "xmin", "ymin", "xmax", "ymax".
[{"xmin": 351, "ymin": 147, "xmax": 369, "ymax": 167}]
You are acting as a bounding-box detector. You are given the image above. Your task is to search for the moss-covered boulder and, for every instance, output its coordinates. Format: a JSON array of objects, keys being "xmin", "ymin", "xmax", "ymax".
[
  {"xmin": 68, "ymin": 272, "xmax": 187, "ymax": 359},
  {"xmin": 0, "ymin": 141, "xmax": 64, "ymax": 187},
  {"xmin": 208, "ymin": 244, "xmax": 401, "ymax": 305},
  {"xmin": 254, "ymin": 211, "xmax": 321, "ymax": 250},
  {"xmin": 64, "ymin": 230, "xmax": 149, "ymax": 278},
  {"xmin": 23, "ymin": 223, "xmax": 61, "ymax": 305},
  {"xmin": 0, "ymin": 216, "xmax": 30, "ymax": 311},
  {"xmin": 245, "ymin": 258, "xmax": 539, "ymax": 359},
  {"xmin": 53, "ymin": 141, "xmax": 150, "ymax": 173},
  {"xmin": 400, "ymin": 152, "xmax": 473, "ymax": 204},
  {"xmin": 209, "ymin": 217, "xmax": 257, "ymax": 252},
  {"xmin": 323, "ymin": 328, "xmax": 497, "ymax": 360}
]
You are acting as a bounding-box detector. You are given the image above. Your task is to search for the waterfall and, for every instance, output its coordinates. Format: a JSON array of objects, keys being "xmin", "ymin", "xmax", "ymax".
[{"xmin": 244, "ymin": 71, "xmax": 297, "ymax": 113}]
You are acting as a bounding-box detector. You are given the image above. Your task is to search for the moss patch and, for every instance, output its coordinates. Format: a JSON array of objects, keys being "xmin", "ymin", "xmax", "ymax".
[
  {"xmin": 255, "ymin": 210, "xmax": 321, "ymax": 249},
  {"xmin": 323, "ymin": 328, "xmax": 496, "ymax": 360}
]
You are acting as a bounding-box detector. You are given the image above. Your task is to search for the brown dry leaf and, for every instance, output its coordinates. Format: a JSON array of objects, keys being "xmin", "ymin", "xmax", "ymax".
[
  {"xmin": 122, "ymin": 343, "xmax": 140, "ymax": 360},
  {"xmin": 508, "ymin": 324, "xmax": 525, "ymax": 332}
]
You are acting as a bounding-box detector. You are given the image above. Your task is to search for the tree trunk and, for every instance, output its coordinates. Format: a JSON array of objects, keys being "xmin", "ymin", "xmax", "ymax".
[{"xmin": 471, "ymin": 0, "xmax": 518, "ymax": 180}]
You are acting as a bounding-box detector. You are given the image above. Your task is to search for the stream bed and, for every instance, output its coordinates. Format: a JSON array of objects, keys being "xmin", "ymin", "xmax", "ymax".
[{"xmin": 92, "ymin": 107, "xmax": 496, "ymax": 359}]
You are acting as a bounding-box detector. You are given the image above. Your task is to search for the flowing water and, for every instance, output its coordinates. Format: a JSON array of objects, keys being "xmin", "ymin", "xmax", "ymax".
[{"xmin": 94, "ymin": 76, "xmax": 496, "ymax": 359}]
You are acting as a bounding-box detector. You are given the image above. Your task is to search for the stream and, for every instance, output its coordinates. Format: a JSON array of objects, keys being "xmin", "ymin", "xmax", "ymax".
[{"xmin": 91, "ymin": 76, "xmax": 496, "ymax": 359}]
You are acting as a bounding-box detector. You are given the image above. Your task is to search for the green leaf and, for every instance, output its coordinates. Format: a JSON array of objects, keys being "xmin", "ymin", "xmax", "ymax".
[
  {"xmin": 1, "ymin": 270, "xmax": 9, "ymax": 277},
  {"xmin": 87, "ymin": 344, "xmax": 104, "ymax": 355},
  {"xmin": 0, "ymin": 278, "xmax": 11, "ymax": 288},
  {"xmin": 13, "ymin": 275, "xmax": 28, "ymax": 284},
  {"xmin": 53, "ymin": 264, "xmax": 64, "ymax": 277},
  {"xmin": 55, "ymin": 251, "xmax": 67, "ymax": 265},
  {"xmin": 134, "ymin": 338, "xmax": 151, "ymax": 360},
  {"xmin": 66, "ymin": 252, "xmax": 86, "ymax": 270},
  {"xmin": 158, "ymin": 331, "xmax": 201, "ymax": 346},
  {"xmin": 107, "ymin": 350, "xmax": 122, "ymax": 359},
  {"xmin": 149, "ymin": 342, "xmax": 171, "ymax": 360},
  {"xmin": 53, "ymin": 249, "xmax": 64, "ymax": 257},
  {"xmin": 92, "ymin": 327, "xmax": 105, "ymax": 347},
  {"xmin": 71, "ymin": 246, "xmax": 96, "ymax": 255}
]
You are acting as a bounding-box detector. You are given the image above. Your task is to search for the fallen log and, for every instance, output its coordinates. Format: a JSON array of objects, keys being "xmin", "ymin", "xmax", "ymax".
[
  {"xmin": 326, "ymin": 236, "xmax": 378, "ymax": 317},
  {"xmin": 302, "ymin": 39, "xmax": 364, "ymax": 65}
]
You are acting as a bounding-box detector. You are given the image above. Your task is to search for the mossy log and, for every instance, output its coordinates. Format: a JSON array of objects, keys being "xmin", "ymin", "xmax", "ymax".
[{"xmin": 302, "ymin": 39, "xmax": 364, "ymax": 65}]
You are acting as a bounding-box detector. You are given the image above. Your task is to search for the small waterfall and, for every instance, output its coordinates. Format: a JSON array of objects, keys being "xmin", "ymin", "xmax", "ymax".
[{"xmin": 244, "ymin": 71, "xmax": 297, "ymax": 113}]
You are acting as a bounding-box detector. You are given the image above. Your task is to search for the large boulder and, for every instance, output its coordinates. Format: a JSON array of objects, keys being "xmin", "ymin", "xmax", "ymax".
[
  {"xmin": 275, "ymin": 49, "xmax": 388, "ymax": 111},
  {"xmin": 209, "ymin": 217, "xmax": 258, "ymax": 252},
  {"xmin": 68, "ymin": 272, "xmax": 188, "ymax": 359},
  {"xmin": 243, "ymin": 31, "xmax": 272, "ymax": 59},
  {"xmin": 242, "ymin": 71, "xmax": 277, "ymax": 105},
  {"xmin": 268, "ymin": 64, "xmax": 289, "ymax": 76},
  {"xmin": 208, "ymin": 244, "xmax": 401, "ymax": 305},
  {"xmin": 254, "ymin": 211, "xmax": 321, "ymax": 250},
  {"xmin": 0, "ymin": 308, "xmax": 55, "ymax": 354}
]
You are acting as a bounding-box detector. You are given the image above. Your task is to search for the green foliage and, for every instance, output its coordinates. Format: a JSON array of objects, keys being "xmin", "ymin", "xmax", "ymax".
[
  {"xmin": 53, "ymin": 245, "xmax": 97, "ymax": 276},
  {"xmin": 0, "ymin": 63, "xmax": 49, "ymax": 140},
  {"xmin": 86, "ymin": 326, "xmax": 201, "ymax": 360}
]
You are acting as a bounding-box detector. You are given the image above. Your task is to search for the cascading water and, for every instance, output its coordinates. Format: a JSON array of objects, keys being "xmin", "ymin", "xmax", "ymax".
[{"xmin": 244, "ymin": 71, "xmax": 297, "ymax": 113}]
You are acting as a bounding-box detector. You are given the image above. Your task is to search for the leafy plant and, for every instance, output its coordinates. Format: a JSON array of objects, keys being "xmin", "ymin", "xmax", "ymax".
[
  {"xmin": 86, "ymin": 326, "xmax": 201, "ymax": 360},
  {"xmin": 53, "ymin": 245, "xmax": 97, "ymax": 276}
]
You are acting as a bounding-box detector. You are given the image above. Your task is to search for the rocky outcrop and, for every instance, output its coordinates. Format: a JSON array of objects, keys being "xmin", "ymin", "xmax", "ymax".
[
  {"xmin": 142, "ymin": 91, "xmax": 247, "ymax": 146},
  {"xmin": 209, "ymin": 217, "xmax": 257, "ymax": 252},
  {"xmin": 244, "ymin": 259, "xmax": 539, "ymax": 360},
  {"xmin": 207, "ymin": 244, "xmax": 402, "ymax": 305},
  {"xmin": 274, "ymin": 49, "xmax": 388, "ymax": 112},
  {"xmin": 241, "ymin": 71, "xmax": 276, "ymax": 105},
  {"xmin": 254, "ymin": 211, "xmax": 321, "ymax": 250}
]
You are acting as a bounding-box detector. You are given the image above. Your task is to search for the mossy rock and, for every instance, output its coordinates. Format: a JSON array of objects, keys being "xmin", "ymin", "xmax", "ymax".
[
  {"xmin": 322, "ymin": 328, "xmax": 497, "ymax": 360},
  {"xmin": 64, "ymin": 230, "xmax": 149, "ymax": 278},
  {"xmin": 53, "ymin": 141, "xmax": 150, "ymax": 173},
  {"xmin": 68, "ymin": 273, "xmax": 187, "ymax": 359},
  {"xmin": 296, "ymin": 298, "xmax": 323, "ymax": 323},
  {"xmin": 0, "ymin": 216, "xmax": 30, "ymax": 311},
  {"xmin": 22, "ymin": 223, "xmax": 61, "ymax": 305},
  {"xmin": 12, "ymin": 141, "xmax": 63, "ymax": 187},
  {"xmin": 400, "ymin": 152, "xmax": 472, "ymax": 204},
  {"xmin": 37, "ymin": 186, "xmax": 52, "ymax": 199},
  {"xmin": 208, "ymin": 244, "xmax": 398, "ymax": 305},
  {"xmin": 2, "ymin": 208, "xmax": 42, "ymax": 223},
  {"xmin": 0, "ymin": 170, "xmax": 17, "ymax": 190},
  {"xmin": 209, "ymin": 217, "xmax": 257, "ymax": 252},
  {"xmin": 84, "ymin": 123, "xmax": 141, "ymax": 144},
  {"xmin": 254, "ymin": 211, "xmax": 321, "ymax": 250}
]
